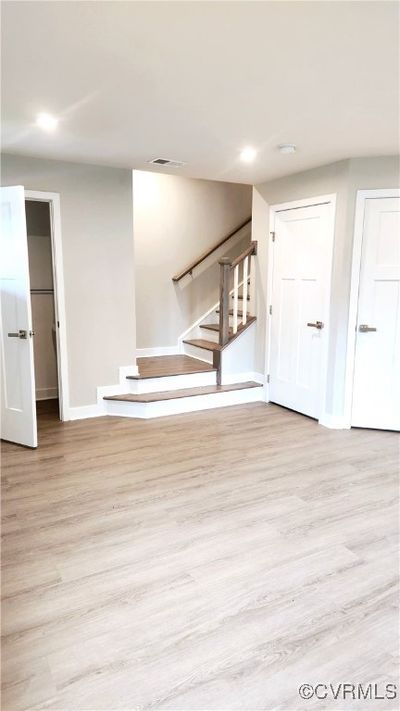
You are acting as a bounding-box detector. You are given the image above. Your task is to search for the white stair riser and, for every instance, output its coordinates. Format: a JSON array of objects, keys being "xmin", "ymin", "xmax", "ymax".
[
  {"xmin": 127, "ymin": 371, "xmax": 216, "ymax": 394},
  {"xmin": 182, "ymin": 342, "xmax": 214, "ymax": 363},
  {"xmin": 199, "ymin": 328, "xmax": 220, "ymax": 344},
  {"xmin": 105, "ymin": 386, "xmax": 264, "ymax": 419}
]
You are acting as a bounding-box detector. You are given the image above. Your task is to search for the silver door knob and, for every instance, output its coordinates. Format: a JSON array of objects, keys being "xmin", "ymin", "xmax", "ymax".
[
  {"xmin": 359, "ymin": 324, "xmax": 377, "ymax": 332},
  {"xmin": 307, "ymin": 321, "xmax": 324, "ymax": 330},
  {"xmin": 8, "ymin": 330, "xmax": 28, "ymax": 339}
]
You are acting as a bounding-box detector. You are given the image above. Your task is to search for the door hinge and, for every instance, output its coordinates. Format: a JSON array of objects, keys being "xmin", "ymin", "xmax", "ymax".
[
  {"xmin": 269, "ymin": 305, "xmax": 272, "ymax": 315},
  {"xmin": 57, "ymin": 321, "xmax": 60, "ymax": 328},
  {"xmin": 270, "ymin": 231, "xmax": 275, "ymax": 242},
  {"xmin": 266, "ymin": 374, "xmax": 270, "ymax": 384}
]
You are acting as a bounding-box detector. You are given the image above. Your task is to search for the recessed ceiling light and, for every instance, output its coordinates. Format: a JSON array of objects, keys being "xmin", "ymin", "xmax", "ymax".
[
  {"xmin": 36, "ymin": 112, "xmax": 58, "ymax": 131},
  {"xmin": 278, "ymin": 143, "xmax": 296, "ymax": 154},
  {"xmin": 240, "ymin": 147, "xmax": 257, "ymax": 163}
]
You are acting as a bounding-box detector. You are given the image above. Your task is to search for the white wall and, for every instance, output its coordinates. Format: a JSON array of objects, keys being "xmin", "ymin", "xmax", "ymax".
[
  {"xmin": 26, "ymin": 200, "xmax": 58, "ymax": 400},
  {"xmin": 1, "ymin": 154, "xmax": 136, "ymax": 408},
  {"xmin": 252, "ymin": 155, "xmax": 400, "ymax": 420},
  {"xmin": 133, "ymin": 170, "xmax": 252, "ymax": 349}
]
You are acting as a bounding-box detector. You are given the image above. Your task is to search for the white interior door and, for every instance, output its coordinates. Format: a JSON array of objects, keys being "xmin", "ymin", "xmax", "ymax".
[
  {"xmin": 0, "ymin": 185, "xmax": 37, "ymax": 447},
  {"xmin": 269, "ymin": 201, "xmax": 334, "ymax": 419},
  {"xmin": 352, "ymin": 196, "xmax": 400, "ymax": 430}
]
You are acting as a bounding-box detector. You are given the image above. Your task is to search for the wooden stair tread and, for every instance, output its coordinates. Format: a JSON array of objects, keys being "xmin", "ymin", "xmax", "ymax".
[
  {"xmin": 201, "ymin": 316, "xmax": 256, "ymax": 335},
  {"xmin": 200, "ymin": 323, "xmax": 219, "ymax": 332},
  {"xmin": 233, "ymin": 294, "xmax": 250, "ymax": 300},
  {"xmin": 104, "ymin": 381, "xmax": 263, "ymax": 403},
  {"xmin": 183, "ymin": 338, "xmax": 222, "ymax": 351},
  {"xmin": 127, "ymin": 355, "xmax": 216, "ymax": 380}
]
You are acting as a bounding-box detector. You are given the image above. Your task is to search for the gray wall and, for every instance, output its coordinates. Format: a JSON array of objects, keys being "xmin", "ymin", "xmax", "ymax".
[
  {"xmin": 133, "ymin": 170, "xmax": 252, "ymax": 348},
  {"xmin": 1, "ymin": 153, "xmax": 135, "ymax": 408},
  {"xmin": 252, "ymin": 155, "xmax": 400, "ymax": 418}
]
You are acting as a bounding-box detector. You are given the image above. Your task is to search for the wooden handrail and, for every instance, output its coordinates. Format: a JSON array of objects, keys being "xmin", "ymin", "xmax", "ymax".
[
  {"xmin": 229, "ymin": 241, "xmax": 258, "ymax": 269},
  {"xmin": 172, "ymin": 217, "xmax": 252, "ymax": 282}
]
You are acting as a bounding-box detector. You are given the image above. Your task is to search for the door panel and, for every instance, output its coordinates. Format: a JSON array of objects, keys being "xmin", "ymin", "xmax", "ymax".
[
  {"xmin": 269, "ymin": 203, "xmax": 334, "ymax": 419},
  {"xmin": 0, "ymin": 186, "xmax": 37, "ymax": 447},
  {"xmin": 352, "ymin": 197, "xmax": 400, "ymax": 430}
]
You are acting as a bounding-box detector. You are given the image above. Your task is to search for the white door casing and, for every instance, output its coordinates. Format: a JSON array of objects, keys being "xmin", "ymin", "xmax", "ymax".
[
  {"xmin": 268, "ymin": 197, "xmax": 335, "ymax": 420},
  {"xmin": 0, "ymin": 185, "xmax": 37, "ymax": 447},
  {"xmin": 24, "ymin": 191, "xmax": 69, "ymax": 422},
  {"xmin": 350, "ymin": 194, "xmax": 400, "ymax": 430}
]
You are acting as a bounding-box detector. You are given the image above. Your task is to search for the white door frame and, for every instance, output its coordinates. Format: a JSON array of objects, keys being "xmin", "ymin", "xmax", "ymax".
[
  {"xmin": 343, "ymin": 188, "xmax": 400, "ymax": 428},
  {"xmin": 24, "ymin": 190, "xmax": 69, "ymax": 421},
  {"xmin": 265, "ymin": 194, "xmax": 337, "ymax": 426}
]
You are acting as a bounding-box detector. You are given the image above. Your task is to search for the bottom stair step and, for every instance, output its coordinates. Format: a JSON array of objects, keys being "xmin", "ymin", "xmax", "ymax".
[{"xmin": 104, "ymin": 381, "xmax": 262, "ymax": 404}]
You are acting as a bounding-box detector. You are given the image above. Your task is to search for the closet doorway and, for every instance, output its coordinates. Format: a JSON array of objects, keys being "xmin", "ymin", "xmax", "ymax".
[{"xmin": 25, "ymin": 191, "xmax": 68, "ymax": 424}]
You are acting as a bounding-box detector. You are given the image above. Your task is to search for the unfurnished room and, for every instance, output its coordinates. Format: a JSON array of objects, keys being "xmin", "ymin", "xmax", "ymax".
[{"xmin": 0, "ymin": 1, "xmax": 399, "ymax": 710}]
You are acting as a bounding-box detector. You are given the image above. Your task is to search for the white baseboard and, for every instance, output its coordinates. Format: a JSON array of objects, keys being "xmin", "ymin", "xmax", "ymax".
[
  {"xmin": 65, "ymin": 364, "xmax": 139, "ymax": 421},
  {"xmin": 67, "ymin": 403, "xmax": 106, "ymax": 421},
  {"xmin": 136, "ymin": 346, "xmax": 182, "ymax": 357},
  {"xmin": 318, "ymin": 413, "xmax": 351, "ymax": 429},
  {"xmin": 221, "ymin": 371, "xmax": 265, "ymax": 386},
  {"xmin": 36, "ymin": 387, "xmax": 58, "ymax": 401}
]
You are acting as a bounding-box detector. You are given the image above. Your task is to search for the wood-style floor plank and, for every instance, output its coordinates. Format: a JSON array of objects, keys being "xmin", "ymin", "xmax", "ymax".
[{"xmin": 1, "ymin": 402, "xmax": 399, "ymax": 710}]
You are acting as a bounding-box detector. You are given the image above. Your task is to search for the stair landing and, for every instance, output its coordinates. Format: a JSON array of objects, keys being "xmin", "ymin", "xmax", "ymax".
[{"xmin": 128, "ymin": 355, "xmax": 216, "ymax": 380}]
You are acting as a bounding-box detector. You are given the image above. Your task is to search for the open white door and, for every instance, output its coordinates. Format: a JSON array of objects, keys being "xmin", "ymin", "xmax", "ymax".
[
  {"xmin": 0, "ymin": 185, "xmax": 37, "ymax": 447},
  {"xmin": 352, "ymin": 196, "xmax": 400, "ymax": 430}
]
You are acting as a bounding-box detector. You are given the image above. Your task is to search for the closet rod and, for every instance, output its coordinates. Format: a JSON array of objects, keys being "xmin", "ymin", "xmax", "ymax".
[{"xmin": 31, "ymin": 288, "xmax": 54, "ymax": 294}]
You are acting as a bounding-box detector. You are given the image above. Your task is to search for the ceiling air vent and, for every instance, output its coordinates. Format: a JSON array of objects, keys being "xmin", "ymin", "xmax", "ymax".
[{"xmin": 147, "ymin": 158, "xmax": 186, "ymax": 168}]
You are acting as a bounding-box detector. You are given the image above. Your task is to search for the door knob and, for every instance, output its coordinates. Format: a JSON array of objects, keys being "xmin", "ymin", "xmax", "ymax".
[
  {"xmin": 307, "ymin": 321, "xmax": 324, "ymax": 330},
  {"xmin": 8, "ymin": 330, "xmax": 28, "ymax": 339},
  {"xmin": 359, "ymin": 324, "xmax": 377, "ymax": 332}
]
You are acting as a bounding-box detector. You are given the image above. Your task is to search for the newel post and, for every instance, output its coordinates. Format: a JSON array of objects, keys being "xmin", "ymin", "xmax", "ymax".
[{"xmin": 219, "ymin": 257, "xmax": 231, "ymax": 347}]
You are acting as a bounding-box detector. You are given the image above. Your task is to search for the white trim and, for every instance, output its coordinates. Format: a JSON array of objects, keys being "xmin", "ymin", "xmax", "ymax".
[
  {"xmin": 96, "ymin": 364, "xmax": 139, "ymax": 400},
  {"xmin": 266, "ymin": 194, "xmax": 337, "ymax": 426},
  {"xmin": 68, "ymin": 403, "xmax": 106, "ymax": 421},
  {"xmin": 318, "ymin": 413, "xmax": 350, "ymax": 430},
  {"xmin": 104, "ymin": 384, "xmax": 265, "ymax": 419},
  {"xmin": 268, "ymin": 194, "xmax": 336, "ymax": 213},
  {"xmin": 67, "ymin": 364, "xmax": 139, "ymax": 420},
  {"xmin": 24, "ymin": 190, "xmax": 70, "ymax": 422},
  {"xmin": 343, "ymin": 188, "xmax": 400, "ymax": 428},
  {"xmin": 178, "ymin": 299, "xmax": 220, "ymax": 343},
  {"xmin": 36, "ymin": 387, "xmax": 58, "ymax": 401},
  {"xmin": 136, "ymin": 346, "xmax": 181, "ymax": 358},
  {"xmin": 221, "ymin": 371, "xmax": 265, "ymax": 386}
]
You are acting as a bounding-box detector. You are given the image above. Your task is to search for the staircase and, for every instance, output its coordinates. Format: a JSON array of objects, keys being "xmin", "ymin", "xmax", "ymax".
[{"xmin": 102, "ymin": 226, "xmax": 264, "ymax": 419}]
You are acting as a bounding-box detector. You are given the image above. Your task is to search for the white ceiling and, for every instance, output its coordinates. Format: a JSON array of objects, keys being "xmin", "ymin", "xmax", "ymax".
[{"xmin": 2, "ymin": 1, "xmax": 399, "ymax": 184}]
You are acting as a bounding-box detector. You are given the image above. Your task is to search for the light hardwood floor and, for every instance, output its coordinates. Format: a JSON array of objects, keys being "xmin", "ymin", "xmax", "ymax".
[{"xmin": 1, "ymin": 402, "xmax": 399, "ymax": 710}]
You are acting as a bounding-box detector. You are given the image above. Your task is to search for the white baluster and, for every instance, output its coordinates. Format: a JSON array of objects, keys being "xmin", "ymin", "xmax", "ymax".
[
  {"xmin": 242, "ymin": 256, "xmax": 248, "ymax": 325},
  {"xmin": 233, "ymin": 264, "xmax": 239, "ymax": 334}
]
